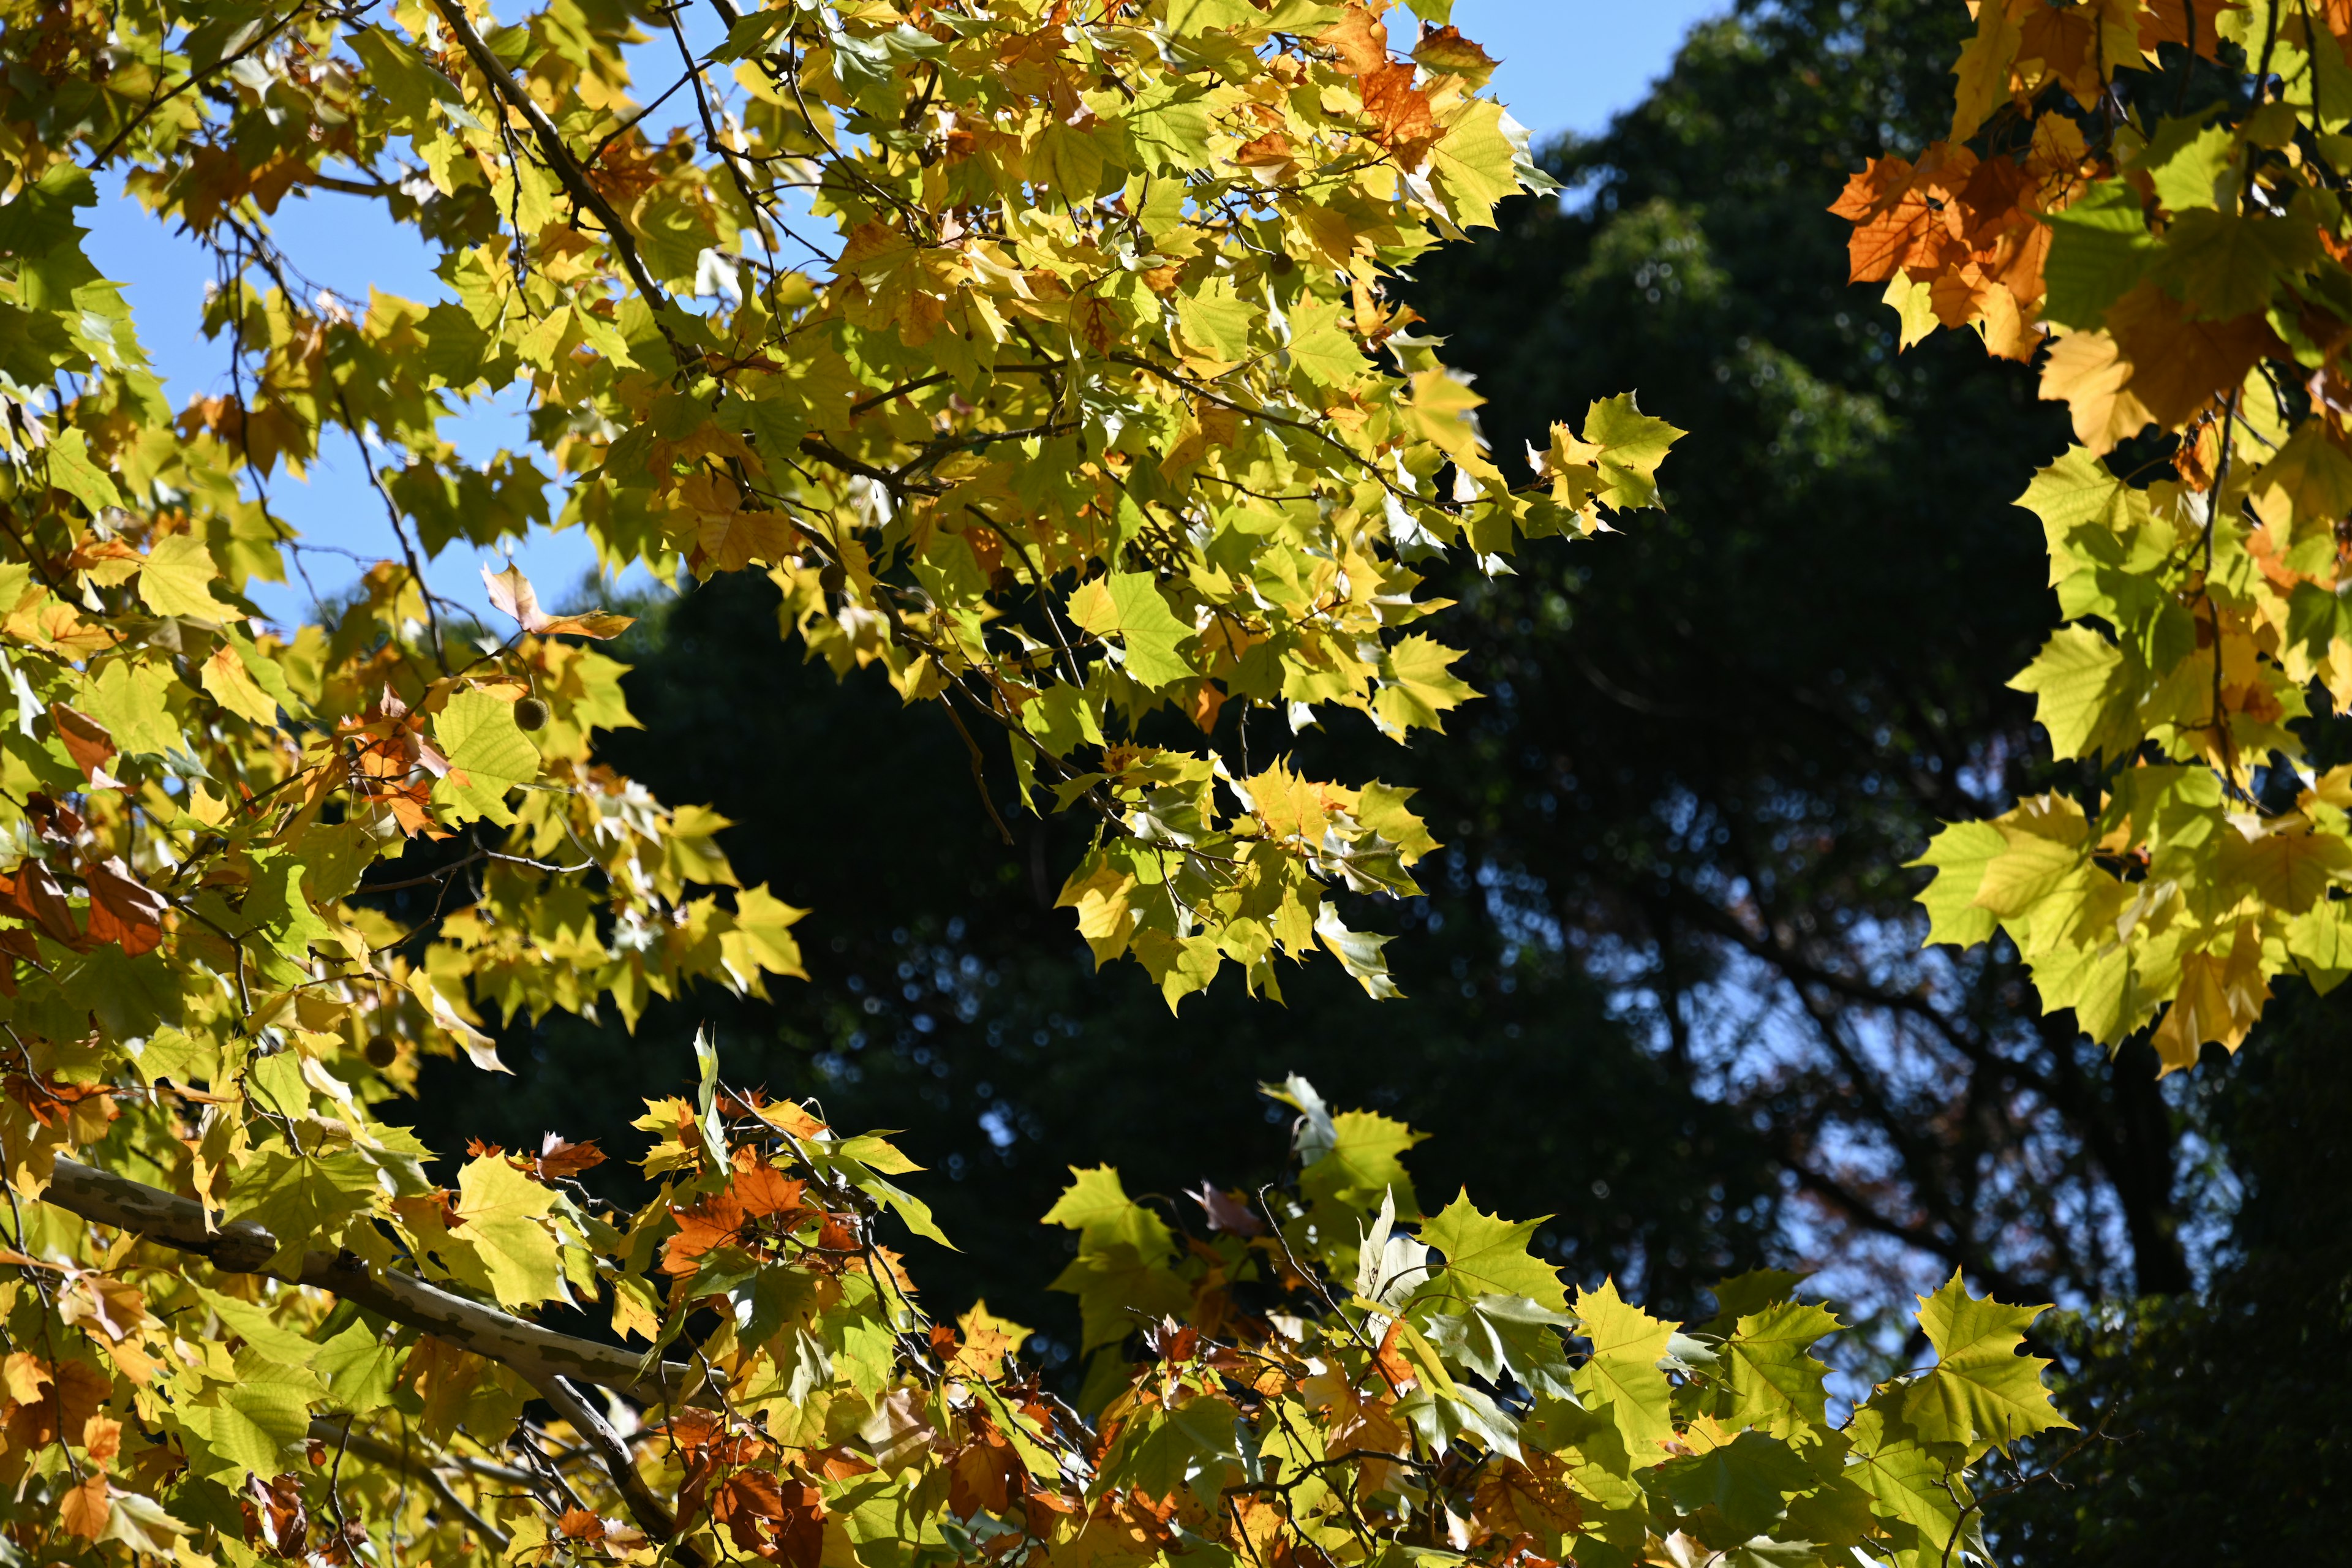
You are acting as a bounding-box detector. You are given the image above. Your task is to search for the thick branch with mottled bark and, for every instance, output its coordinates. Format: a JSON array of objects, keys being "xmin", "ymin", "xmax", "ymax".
[{"xmin": 38, "ymin": 1159, "xmax": 703, "ymax": 1408}]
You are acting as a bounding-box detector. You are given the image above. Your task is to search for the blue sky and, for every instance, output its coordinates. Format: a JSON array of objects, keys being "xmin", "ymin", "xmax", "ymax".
[{"xmin": 80, "ymin": 0, "xmax": 1725, "ymax": 625}]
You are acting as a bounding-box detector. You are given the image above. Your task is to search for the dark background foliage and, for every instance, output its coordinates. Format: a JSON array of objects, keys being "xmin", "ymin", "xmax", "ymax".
[{"xmin": 394, "ymin": 2, "xmax": 2351, "ymax": 1554}]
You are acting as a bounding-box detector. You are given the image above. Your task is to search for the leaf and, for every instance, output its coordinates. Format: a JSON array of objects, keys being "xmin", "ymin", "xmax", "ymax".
[
  {"xmin": 409, "ymin": 973, "xmax": 510, "ymax": 1072},
  {"xmin": 1373, "ymin": 634, "xmax": 1475, "ymax": 734},
  {"xmin": 1421, "ymin": 1294, "xmax": 1578, "ymax": 1399},
  {"xmin": 1570, "ymin": 1278, "xmax": 1675, "ymax": 1460},
  {"xmin": 1579, "ymin": 393, "xmax": 1685, "ymax": 511},
  {"xmin": 1286, "ymin": 298, "xmax": 1371, "ymax": 385},
  {"xmin": 1313, "ymin": 904, "xmax": 1401, "ymax": 999},
  {"xmin": 1299, "ymin": 1108, "xmax": 1425, "ymax": 1210},
  {"xmin": 1948, "ymin": 0, "xmax": 2021, "ymax": 140},
  {"xmin": 1845, "ymin": 1404, "xmax": 1970, "ymax": 1556},
  {"xmin": 2040, "ymin": 180, "xmax": 2154, "ymax": 330},
  {"xmin": 99, "ymin": 1492, "xmax": 193, "ymax": 1555},
  {"xmin": 1406, "ymin": 369, "xmax": 1486, "ymax": 461},
  {"xmin": 45, "ymin": 428, "xmax": 123, "ymax": 516},
  {"xmin": 1899, "ymin": 1272, "xmax": 2073, "ymax": 1453},
  {"xmin": 78, "ymin": 658, "xmax": 180, "ymax": 758},
  {"xmin": 1720, "ymin": 1300, "xmax": 1841, "ymax": 1438},
  {"xmin": 2147, "ymin": 207, "xmax": 2322, "ymax": 321},
  {"xmin": 181, "ymin": 1349, "xmax": 326, "ymax": 1480},
  {"xmin": 202, "ymin": 643, "xmax": 279, "ymax": 726},
  {"xmin": 1174, "ymin": 277, "xmax": 1255, "ymax": 361},
  {"xmin": 46, "ymin": 702, "xmax": 117, "ymax": 784},
  {"xmin": 1657, "ymin": 1431, "xmax": 1815, "ymax": 1542},
  {"xmin": 2007, "ymin": 625, "xmax": 2144, "ymax": 761},
  {"xmin": 1067, "ymin": 573, "xmax": 1195, "ymax": 688},
  {"xmin": 1909, "ymin": 820, "xmax": 2007, "ymax": 947},
  {"xmin": 453, "ymin": 1153, "xmax": 564, "ymax": 1310},
  {"xmin": 1042, "ymin": 1165, "xmax": 1173, "ymax": 1261},
  {"xmin": 59, "ymin": 1474, "xmax": 110, "ymax": 1540},
  {"xmin": 314, "ymin": 1324, "xmax": 401, "ymax": 1416},
  {"xmin": 949, "ymin": 1302, "xmax": 1033, "ymax": 1380},
  {"xmin": 2138, "ymin": 113, "xmax": 2236, "ymax": 213},
  {"xmin": 1427, "ymin": 97, "xmax": 1523, "ymax": 228},
  {"xmin": 432, "ymin": 687, "xmax": 541, "ymax": 826},
  {"xmin": 1416, "ymin": 1189, "xmax": 1567, "ymax": 1310},
  {"xmin": 135, "ymin": 533, "xmax": 232, "ymax": 619},
  {"xmin": 226, "ymin": 1148, "xmax": 381, "ymax": 1271}
]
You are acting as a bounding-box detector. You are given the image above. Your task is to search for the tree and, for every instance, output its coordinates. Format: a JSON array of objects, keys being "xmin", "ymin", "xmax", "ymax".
[
  {"xmin": 1986, "ymin": 979, "xmax": 2352, "ymax": 1559},
  {"xmin": 471, "ymin": 0, "xmax": 2207, "ymax": 1329},
  {"xmin": 1402, "ymin": 0, "xmax": 2196, "ymax": 1305},
  {"xmin": 408, "ymin": 568, "xmax": 1787, "ymax": 1345},
  {"xmin": 8, "ymin": 1048, "xmax": 2067, "ymax": 1567},
  {"xmin": 0, "ymin": 0, "xmax": 1904, "ymax": 1555},
  {"xmin": 1841, "ymin": 1, "xmax": 2352, "ymax": 1066}
]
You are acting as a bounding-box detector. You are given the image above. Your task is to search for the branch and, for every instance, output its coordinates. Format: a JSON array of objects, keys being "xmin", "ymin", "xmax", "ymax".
[
  {"xmin": 306, "ymin": 1415, "xmax": 522, "ymax": 1550},
  {"xmin": 38, "ymin": 1159, "xmax": 706, "ymax": 1408},
  {"xmin": 306, "ymin": 1416, "xmax": 535, "ymax": 1486},
  {"xmin": 528, "ymin": 1370, "xmax": 698, "ymax": 1563},
  {"xmin": 420, "ymin": 0, "xmax": 679, "ymax": 328}
]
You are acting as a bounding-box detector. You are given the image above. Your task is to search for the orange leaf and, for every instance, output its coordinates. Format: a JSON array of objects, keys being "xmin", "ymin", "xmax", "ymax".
[
  {"xmin": 46, "ymin": 703, "xmax": 118, "ymax": 786},
  {"xmin": 59, "ymin": 1473, "xmax": 110, "ymax": 1540},
  {"xmin": 663, "ymin": 1191, "xmax": 747, "ymax": 1276},
  {"xmin": 83, "ymin": 856, "xmax": 167, "ymax": 957},
  {"xmin": 0, "ymin": 861, "xmax": 82, "ymax": 946},
  {"xmin": 1316, "ymin": 6, "xmax": 1389, "ymax": 77}
]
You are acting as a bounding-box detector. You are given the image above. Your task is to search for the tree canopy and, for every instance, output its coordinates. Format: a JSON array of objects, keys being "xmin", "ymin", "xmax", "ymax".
[
  {"xmin": 21, "ymin": 0, "xmax": 2331, "ymax": 1561},
  {"xmin": 1847, "ymin": 1, "xmax": 2352, "ymax": 1066}
]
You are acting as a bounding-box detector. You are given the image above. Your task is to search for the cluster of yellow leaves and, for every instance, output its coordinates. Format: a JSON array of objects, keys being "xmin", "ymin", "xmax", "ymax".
[
  {"xmin": 0, "ymin": 1057, "xmax": 2067, "ymax": 1568},
  {"xmin": 1842, "ymin": 2, "xmax": 2352, "ymax": 1068}
]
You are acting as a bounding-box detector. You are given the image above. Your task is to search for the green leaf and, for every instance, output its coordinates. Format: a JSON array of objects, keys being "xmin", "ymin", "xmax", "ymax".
[
  {"xmin": 1415, "ymin": 1188, "xmax": 1567, "ymax": 1311},
  {"xmin": 179, "ymin": 1348, "xmax": 325, "ymax": 1481},
  {"xmin": 2288, "ymin": 897, "xmax": 2352, "ymax": 993},
  {"xmin": 839, "ymin": 1156, "xmax": 958, "ymax": 1251},
  {"xmin": 45, "ymin": 427, "xmax": 123, "ymax": 516},
  {"xmin": 1899, "ymin": 1272, "xmax": 2072, "ymax": 1454},
  {"xmin": 226, "ymin": 1148, "xmax": 380, "ymax": 1270},
  {"xmin": 432, "ymin": 688, "xmax": 541, "ymax": 826},
  {"xmin": 0, "ymin": 161, "xmax": 96, "ymax": 257},
  {"xmin": 1579, "ymin": 392, "xmax": 1684, "ymax": 511},
  {"xmin": 1127, "ymin": 81, "xmax": 1215, "ymax": 174},
  {"xmin": 1287, "ymin": 298, "xmax": 1371, "ymax": 386},
  {"xmin": 1845, "ymin": 1404, "xmax": 1975, "ymax": 1562},
  {"xmin": 2148, "ymin": 207, "xmax": 2321, "ymax": 321},
  {"xmin": 79, "ymin": 658, "xmax": 183, "ymax": 758},
  {"xmin": 1908, "ymin": 820, "xmax": 2006, "ymax": 946},
  {"xmin": 1657, "ymin": 1431, "xmax": 1815, "ymax": 1542},
  {"xmin": 135, "ymin": 533, "xmax": 231, "ymax": 619},
  {"xmin": 1299, "ymin": 1107, "xmax": 1425, "ymax": 1210},
  {"xmin": 314, "ymin": 1324, "xmax": 401, "ymax": 1416},
  {"xmin": 1427, "ymin": 97, "xmax": 1522, "ymax": 229},
  {"xmin": 2041, "ymin": 179, "xmax": 2154, "ymax": 328},
  {"xmin": 1420, "ymin": 1294, "xmax": 1578, "ymax": 1398},
  {"xmin": 1373, "ymin": 634, "xmax": 1476, "ymax": 734},
  {"xmin": 1720, "ymin": 1299, "xmax": 1841, "ymax": 1438},
  {"xmin": 2007, "ymin": 624, "xmax": 2145, "ymax": 761},
  {"xmin": 1048, "ymin": 1239, "xmax": 1193, "ymax": 1351},
  {"xmin": 1041, "ymin": 1164, "xmax": 1173, "ymax": 1261},
  {"xmin": 1570, "ymin": 1278, "xmax": 1675, "ymax": 1461},
  {"xmin": 1121, "ymin": 1393, "xmax": 1245, "ymax": 1502},
  {"xmin": 1066, "ymin": 572, "xmax": 1196, "ymax": 688},
  {"xmin": 1705, "ymin": 1268, "xmax": 1809, "ymax": 1327},
  {"xmin": 198, "ymin": 1286, "xmax": 320, "ymax": 1366},
  {"xmin": 2136, "ymin": 112, "xmax": 2236, "ymax": 213},
  {"xmin": 447, "ymin": 1154, "xmax": 565, "ymax": 1310},
  {"xmin": 1174, "ymin": 276, "xmax": 1255, "ymax": 360}
]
